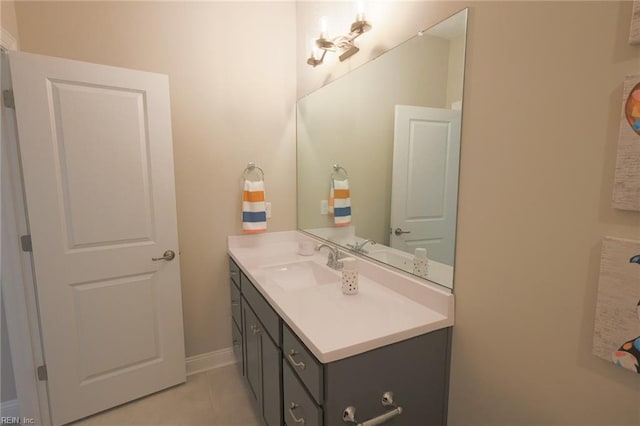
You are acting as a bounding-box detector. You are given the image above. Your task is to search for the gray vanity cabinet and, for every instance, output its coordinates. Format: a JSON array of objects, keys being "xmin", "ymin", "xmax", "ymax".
[
  {"xmin": 282, "ymin": 323, "xmax": 451, "ymax": 426},
  {"xmin": 229, "ymin": 258, "xmax": 282, "ymax": 426},
  {"xmin": 229, "ymin": 260, "xmax": 243, "ymax": 376},
  {"xmin": 242, "ymin": 301, "xmax": 283, "ymax": 426},
  {"xmin": 229, "ymin": 257, "xmax": 451, "ymax": 426},
  {"xmin": 243, "ymin": 304, "xmax": 262, "ymax": 404},
  {"xmin": 322, "ymin": 328, "xmax": 451, "ymax": 425}
]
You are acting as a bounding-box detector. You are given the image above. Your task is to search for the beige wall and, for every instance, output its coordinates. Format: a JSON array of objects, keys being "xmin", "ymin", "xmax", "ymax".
[
  {"xmin": 14, "ymin": 1, "xmax": 297, "ymax": 358},
  {"xmin": 446, "ymin": 34, "xmax": 465, "ymax": 108},
  {"xmin": 1, "ymin": 0, "xmax": 19, "ymax": 404},
  {"xmin": 1, "ymin": 0, "xmax": 20, "ymax": 43},
  {"xmin": 298, "ymin": 1, "xmax": 640, "ymax": 425}
]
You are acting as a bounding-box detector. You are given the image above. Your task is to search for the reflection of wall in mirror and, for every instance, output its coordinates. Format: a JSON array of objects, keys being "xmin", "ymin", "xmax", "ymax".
[
  {"xmin": 297, "ymin": 32, "xmax": 465, "ymax": 247},
  {"xmin": 447, "ymin": 34, "xmax": 465, "ymax": 109}
]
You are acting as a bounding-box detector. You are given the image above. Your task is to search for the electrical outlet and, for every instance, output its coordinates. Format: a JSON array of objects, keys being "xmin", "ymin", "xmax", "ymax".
[
  {"xmin": 320, "ymin": 200, "xmax": 328, "ymax": 215},
  {"xmin": 266, "ymin": 202, "xmax": 272, "ymax": 218}
]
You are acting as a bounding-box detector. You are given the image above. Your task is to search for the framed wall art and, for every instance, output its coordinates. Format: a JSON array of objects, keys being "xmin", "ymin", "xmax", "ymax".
[
  {"xmin": 630, "ymin": 0, "xmax": 640, "ymax": 45},
  {"xmin": 593, "ymin": 237, "xmax": 640, "ymax": 374},
  {"xmin": 612, "ymin": 74, "xmax": 640, "ymax": 211}
]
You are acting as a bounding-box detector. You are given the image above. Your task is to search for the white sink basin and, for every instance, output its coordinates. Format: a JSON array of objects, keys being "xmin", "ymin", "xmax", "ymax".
[{"xmin": 261, "ymin": 261, "xmax": 340, "ymax": 291}]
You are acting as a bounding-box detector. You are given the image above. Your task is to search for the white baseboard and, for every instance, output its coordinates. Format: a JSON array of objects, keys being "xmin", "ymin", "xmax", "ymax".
[
  {"xmin": 186, "ymin": 347, "xmax": 236, "ymax": 376},
  {"xmin": 0, "ymin": 399, "xmax": 19, "ymax": 418}
]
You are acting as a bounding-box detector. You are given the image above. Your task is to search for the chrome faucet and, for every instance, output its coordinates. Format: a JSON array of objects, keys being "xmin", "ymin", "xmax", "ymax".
[
  {"xmin": 347, "ymin": 239, "xmax": 376, "ymax": 254},
  {"xmin": 316, "ymin": 244, "xmax": 346, "ymax": 270}
]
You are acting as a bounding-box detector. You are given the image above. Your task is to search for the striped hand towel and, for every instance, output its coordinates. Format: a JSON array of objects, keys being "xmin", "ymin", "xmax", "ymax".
[
  {"xmin": 328, "ymin": 180, "xmax": 335, "ymax": 216},
  {"xmin": 332, "ymin": 179, "xmax": 351, "ymax": 227},
  {"xmin": 242, "ymin": 180, "xmax": 267, "ymax": 233}
]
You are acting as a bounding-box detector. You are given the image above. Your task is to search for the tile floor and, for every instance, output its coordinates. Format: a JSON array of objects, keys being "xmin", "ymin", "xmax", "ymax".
[{"xmin": 70, "ymin": 364, "xmax": 261, "ymax": 426}]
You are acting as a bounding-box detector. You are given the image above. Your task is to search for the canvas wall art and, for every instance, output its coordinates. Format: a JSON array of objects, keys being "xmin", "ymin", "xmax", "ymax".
[
  {"xmin": 593, "ymin": 237, "xmax": 640, "ymax": 374},
  {"xmin": 612, "ymin": 74, "xmax": 640, "ymax": 211},
  {"xmin": 630, "ymin": 0, "xmax": 640, "ymax": 45}
]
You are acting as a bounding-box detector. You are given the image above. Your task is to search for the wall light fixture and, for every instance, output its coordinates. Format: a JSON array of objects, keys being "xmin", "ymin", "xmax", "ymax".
[{"xmin": 307, "ymin": 3, "xmax": 372, "ymax": 67}]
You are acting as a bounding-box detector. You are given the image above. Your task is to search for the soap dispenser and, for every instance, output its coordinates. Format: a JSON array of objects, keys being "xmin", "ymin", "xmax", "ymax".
[
  {"xmin": 413, "ymin": 248, "xmax": 429, "ymax": 278},
  {"xmin": 341, "ymin": 257, "xmax": 358, "ymax": 295}
]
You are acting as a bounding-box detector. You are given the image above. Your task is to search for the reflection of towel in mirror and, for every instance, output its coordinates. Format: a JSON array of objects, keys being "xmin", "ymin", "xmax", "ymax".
[
  {"xmin": 331, "ymin": 179, "xmax": 351, "ymax": 227},
  {"xmin": 242, "ymin": 180, "xmax": 267, "ymax": 233},
  {"xmin": 328, "ymin": 180, "xmax": 335, "ymax": 216}
]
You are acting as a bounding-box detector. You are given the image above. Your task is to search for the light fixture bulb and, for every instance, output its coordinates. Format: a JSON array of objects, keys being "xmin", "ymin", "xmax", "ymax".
[
  {"xmin": 310, "ymin": 38, "xmax": 318, "ymax": 57},
  {"xmin": 356, "ymin": 0, "xmax": 366, "ymax": 22},
  {"xmin": 320, "ymin": 16, "xmax": 329, "ymax": 38}
]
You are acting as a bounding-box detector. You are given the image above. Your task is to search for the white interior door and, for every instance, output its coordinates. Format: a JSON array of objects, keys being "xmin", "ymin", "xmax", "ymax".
[
  {"xmin": 9, "ymin": 51, "xmax": 186, "ymax": 425},
  {"xmin": 390, "ymin": 105, "xmax": 461, "ymax": 265}
]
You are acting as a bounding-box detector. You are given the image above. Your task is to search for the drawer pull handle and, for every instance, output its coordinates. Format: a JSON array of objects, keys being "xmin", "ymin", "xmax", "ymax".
[
  {"xmin": 231, "ymin": 301, "xmax": 240, "ymax": 306},
  {"xmin": 288, "ymin": 402, "xmax": 305, "ymax": 424},
  {"xmin": 343, "ymin": 391, "xmax": 403, "ymax": 426},
  {"xmin": 288, "ymin": 349, "xmax": 306, "ymax": 370},
  {"xmin": 232, "ymin": 339, "xmax": 240, "ymax": 346}
]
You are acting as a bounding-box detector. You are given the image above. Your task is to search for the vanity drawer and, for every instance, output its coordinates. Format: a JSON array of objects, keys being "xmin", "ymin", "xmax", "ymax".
[
  {"xmin": 283, "ymin": 361, "xmax": 323, "ymax": 426},
  {"xmin": 230, "ymin": 279, "xmax": 242, "ymax": 328},
  {"xmin": 283, "ymin": 325, "xmax": 324, "ymax": 405},
  {"xmin": 229, "ymin": 258, "xmax": 240, "ymax": 288},
  {"xmin": 241, "ymin": 272, "xmax": 281, "ymax": 346}
]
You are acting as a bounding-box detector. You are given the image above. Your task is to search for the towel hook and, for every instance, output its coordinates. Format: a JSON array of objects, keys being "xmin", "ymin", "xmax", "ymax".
[
  {"xmin": 242, "ymin": 162, "xmax": 265, "ymax": 181},
  {"xmin": 332, "ymin": 164, "xmax": 349, "ymax": 180}
]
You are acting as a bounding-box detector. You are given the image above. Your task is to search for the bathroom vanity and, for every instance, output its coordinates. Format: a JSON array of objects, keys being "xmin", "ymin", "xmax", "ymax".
[{"xmin": 228, "ymin": 231, "xmax": 454, "ymax": 426}]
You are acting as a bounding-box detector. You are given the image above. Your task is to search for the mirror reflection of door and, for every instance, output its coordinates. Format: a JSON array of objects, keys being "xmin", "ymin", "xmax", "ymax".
[{"xmin": 390, "ymin": 105, "xmax": 461, "ymax": 266}]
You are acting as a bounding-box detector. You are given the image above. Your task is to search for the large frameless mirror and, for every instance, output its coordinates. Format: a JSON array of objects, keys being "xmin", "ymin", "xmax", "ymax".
[{"xmin": 297, "ymin": 9, "xmax": 468, "ymax": 290}]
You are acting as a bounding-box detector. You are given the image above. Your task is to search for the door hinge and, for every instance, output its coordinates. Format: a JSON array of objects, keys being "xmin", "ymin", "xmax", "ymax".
[
  {"xmin": 21, "ymin": 235, "xmax": 32, "ymax": 252},
  {"xmin": 3, "ymin": 90, "xmax": 15, "ymax": 109},
  {"xmin": 37, "ymin": 365, "xmax": 48, "ymax": 381}
]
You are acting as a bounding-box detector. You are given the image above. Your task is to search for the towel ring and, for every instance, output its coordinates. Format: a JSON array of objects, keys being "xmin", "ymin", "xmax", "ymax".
[
  {"xmin": 242, "ymin": 162, "xmax": 264, "ymax": 181},
  {"xmin": 332, "ymin": 164, "xmax": 349, "ymax": 180}
]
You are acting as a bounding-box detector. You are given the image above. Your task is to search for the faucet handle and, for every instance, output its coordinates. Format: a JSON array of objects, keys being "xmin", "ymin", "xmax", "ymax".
[{"xmin": 335, "ymin": 250, "xmax": 349, "ymax": 260}]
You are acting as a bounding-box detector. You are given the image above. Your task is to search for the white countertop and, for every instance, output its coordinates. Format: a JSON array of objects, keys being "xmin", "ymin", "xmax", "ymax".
[{"xmin": 227, "ymin": 231, "xmax": 454, "ymax": 363}]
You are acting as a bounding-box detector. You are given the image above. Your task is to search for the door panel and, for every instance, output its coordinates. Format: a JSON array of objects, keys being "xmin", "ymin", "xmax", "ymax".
[
  {"xmin": 407, "ymin": 122, "xmax": 448, "ymax": 219},
  {"xmin": 9, "ymin": 51, "xmax": 185, "ymax": 425},
  {"xmin": 390, "ymin": 105, "xmax": 461, "ymax": 265},
  {"xmin": 243, "ymin": 303, "xmax": 261, "ymax": 405},
  {"xmin": 262, "ymin": 333, "xmax": 282, "ymax": 426},
  {"xmin": 50, "ymin": 80, "xmax": 155, "ymax": 249},
  {"xmin": 74, "ymin": 274, "xmax": 160, "ymax": 381}
]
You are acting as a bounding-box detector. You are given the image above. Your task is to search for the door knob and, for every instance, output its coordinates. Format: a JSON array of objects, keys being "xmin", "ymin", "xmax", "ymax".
[
  {"xmin": 152, "ymin": 250, "xmax": 176, "ymax": 261},
  {"xmin": 394, "ymin": 228, "xmax": 411, "ymax": 236}
]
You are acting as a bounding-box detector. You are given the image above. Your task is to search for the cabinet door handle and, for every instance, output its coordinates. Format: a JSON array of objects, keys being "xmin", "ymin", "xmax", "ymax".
[
  {"xmin": 288, "ymin": 402, "xmax": 305, "ymax": 424},
  {"xmin": 288, "ymin": 349, "xmax": 306, "ymax": 370},
  {"xmin": 253, "ymin": 327, "xmax": 261, "ymax": 335}
]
